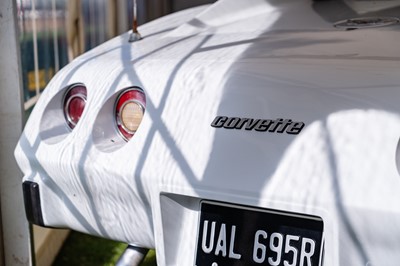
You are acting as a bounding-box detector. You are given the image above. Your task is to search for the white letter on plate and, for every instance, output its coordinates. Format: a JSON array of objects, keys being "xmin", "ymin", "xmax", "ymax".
[
  {"xmin": 253, "ymin": 230, "xmax": 267, "ymax": 263},
  {"xmin": 284, "ymin": 235, "xmax": 299, "ymax": 266},
  {"xmin": 299, "ymin": 237, "xmax": 315, "ymax": 266},
  {"xmin": 229, "ymin": 225, "xmax": 241, "ymax": 259},
  {"xmin": 215, "ymin": 223, "xmax": 227, "ymax": 257},
  {"xmin": 268, "ymin": 232, "xmax": 283, "ymax": 265},
  {"xmin": 202, "ymin": 220, "xmax": 216, "ymax": 254}
]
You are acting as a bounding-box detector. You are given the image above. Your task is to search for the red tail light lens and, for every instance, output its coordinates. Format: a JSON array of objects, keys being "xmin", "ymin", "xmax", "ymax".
[
  {"xmin": 115, "ymin": 88, "xmax": 146, "ymax": 141},
  {"xmin": 63, "ymin": 84, "xmax": 87, "ymax": 129}
]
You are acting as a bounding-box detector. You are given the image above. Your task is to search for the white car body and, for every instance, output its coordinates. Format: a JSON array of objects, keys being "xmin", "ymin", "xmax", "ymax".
[{"xmin": 15, "ymin": 0, "xmax": 400, "ymax": 265}]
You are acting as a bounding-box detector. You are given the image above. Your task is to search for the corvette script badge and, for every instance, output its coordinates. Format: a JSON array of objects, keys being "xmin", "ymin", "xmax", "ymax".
[{"xmin": 211, "ymin": 116, "xmax": 305, "ymax": 135}]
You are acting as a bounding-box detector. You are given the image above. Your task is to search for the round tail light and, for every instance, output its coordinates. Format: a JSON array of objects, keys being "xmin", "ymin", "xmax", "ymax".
[
  {"xmin": 63, "ymin": 84, "xmax": 87, "ymax": 129},
  {"xmin": 115, "ymin": 88, "xmax": 146, "ymax": 141}
]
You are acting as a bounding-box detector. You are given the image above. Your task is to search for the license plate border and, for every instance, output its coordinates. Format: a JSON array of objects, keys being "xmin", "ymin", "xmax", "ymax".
[{"xmin": 194, "ymin": 200, "xmax": 324, "ymax": 266}]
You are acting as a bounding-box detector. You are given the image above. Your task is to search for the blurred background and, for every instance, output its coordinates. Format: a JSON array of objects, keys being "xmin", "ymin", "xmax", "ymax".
[
  {"xmin": 15, "ymin": 0, "xmax": 214, "ymax": 265},
  {"xmin": 19, "ymin": 0, "xmax": 215, "ymax": 115}
]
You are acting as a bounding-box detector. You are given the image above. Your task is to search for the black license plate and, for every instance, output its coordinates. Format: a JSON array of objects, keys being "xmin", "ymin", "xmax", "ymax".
[{"xmin": 195, "ymin": 201, "xmax": 324, "ymax": 266}]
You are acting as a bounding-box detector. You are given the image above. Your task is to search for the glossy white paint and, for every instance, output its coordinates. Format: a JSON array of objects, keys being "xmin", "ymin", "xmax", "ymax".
[{"xmin": 15, "ymin": 0, "xmax": 400, "ymax": 265}]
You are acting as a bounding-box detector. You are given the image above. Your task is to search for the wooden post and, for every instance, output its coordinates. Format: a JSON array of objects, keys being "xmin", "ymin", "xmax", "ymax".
[{"xmin": 0, "ymin": 0, "xmax": 33, "ymax": 265}]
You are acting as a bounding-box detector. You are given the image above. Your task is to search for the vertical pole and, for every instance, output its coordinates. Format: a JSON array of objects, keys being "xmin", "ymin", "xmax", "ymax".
[
  {"xmin": 51, "ymin": 0, "xmax": 60, "ymax": 72},
  {"xmin": 31, "ymin": 0, "xmax": 40, "ymax": 97},
  {"xmin": 0, "ymin": 0, "xmax": 33, "ymax": 265},
  {"xmin": 116, "ymin": 0, "xmax": 129, "ymax": 34},
  {"xmin": 66, "ymin": 0, "xmax": 84, "ymax": 61},
  {"xmin": 129, "ymin": 0, "xmax": 142, "ymax": 42},
  {"xmin": 107, "ymin": 0, "xmax": 118, "ymax": 39}
]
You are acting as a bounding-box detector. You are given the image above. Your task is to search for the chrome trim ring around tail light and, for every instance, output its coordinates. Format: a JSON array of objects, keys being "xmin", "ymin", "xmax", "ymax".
[
  {"xmin": 114, "ymin": 87, "xmax": 146, "ymax": 142},
  {"xmin": 62, "ymin": 83, "xmax": 87, "ymax": 129}
]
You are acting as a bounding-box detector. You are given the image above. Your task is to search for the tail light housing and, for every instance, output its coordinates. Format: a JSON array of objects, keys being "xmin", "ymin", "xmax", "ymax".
[
  {"xmin": 115, "ymin": 87, "xmax": 146, "ymax": 141},
  {"xmin": 63, "ymin": 84, "xmax": 87, "ymax": 129}
]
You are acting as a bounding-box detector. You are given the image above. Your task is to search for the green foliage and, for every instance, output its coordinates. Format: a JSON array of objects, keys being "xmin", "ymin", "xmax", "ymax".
[
  {"xmin": 142, "ymin": 250, "xmax": 157, "ymax": 266},
  {"xmin": 53, "ymin": 231, "xmax": 157, "ymax": 266}
]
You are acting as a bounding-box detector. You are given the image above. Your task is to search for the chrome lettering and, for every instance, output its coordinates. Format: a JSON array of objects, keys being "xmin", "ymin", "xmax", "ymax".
[
  {"xmin": 244, "ymin": 118, "xmax": 261, "ymax": 130},
  {"xmin": 211, "ymin": 116, "xmax": 228, "ymax": 128},
  {"xmin": 276, "ymin": 119, "xmax": 292, "ymax": 133},
  {"xmin": 254, "ymin": 119, "xmax": 273, "ymax": 131},
  {"xmin": 212, "ymin": 116, "xmax": 304, "ymax": 134},
  {"xmin": 223, "ymin": 117, "xmax": 241, "ymax": 129},
  {"xmin": 286, "ymin": 122, "xmax": 305, "ymax": 135}
]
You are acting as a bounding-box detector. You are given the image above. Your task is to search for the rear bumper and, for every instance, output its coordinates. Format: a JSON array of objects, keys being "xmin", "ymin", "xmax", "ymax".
[{"xmin": 22, "ymin": 181, "xmax": 45, "ymax": 226}]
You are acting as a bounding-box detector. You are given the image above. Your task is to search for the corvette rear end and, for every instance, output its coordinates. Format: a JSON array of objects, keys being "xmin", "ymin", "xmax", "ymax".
[{"xmin": 14, "ymin": 0, "xmax": 400, "ymax": 265}]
